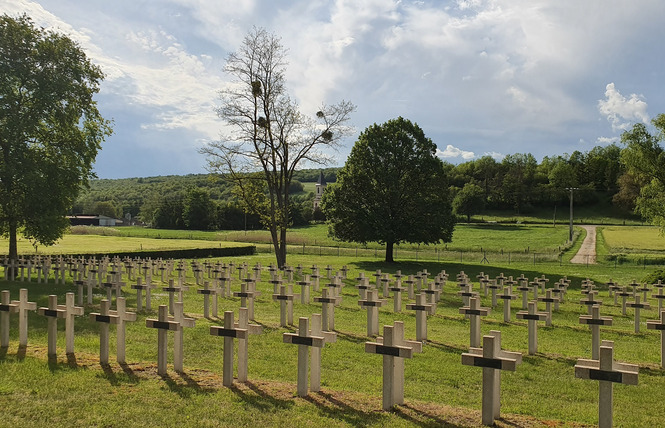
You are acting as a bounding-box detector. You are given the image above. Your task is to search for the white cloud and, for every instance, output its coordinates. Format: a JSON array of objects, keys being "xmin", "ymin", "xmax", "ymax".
[
  {"xmin": 437, "ymin": 144, "xmax": 476, "ymax": 160},
  {"xmin": 596, "ymin": 136, "xmax": 620, "ymax": 145},
  {"xmin": 483, "ymin": 151, "xmax": 505, "ymax": 161},
  {"xmin": 598, "ymin": 83, "xmax": 649, "ymax": 132}
]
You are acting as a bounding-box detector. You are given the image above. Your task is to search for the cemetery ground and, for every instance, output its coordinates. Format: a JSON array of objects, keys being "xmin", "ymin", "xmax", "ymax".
[{"xmin": 1, "ymin": 225, "xmax": 665, "ymax": 426}]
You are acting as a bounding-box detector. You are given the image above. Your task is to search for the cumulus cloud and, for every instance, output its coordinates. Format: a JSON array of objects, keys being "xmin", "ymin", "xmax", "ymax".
[
  {"xmin": 598, "ymin": 83, "xmax": 649, "ymax": 132},
  {"xmin": 437, "ymin": 145, "xmax": 475, "ymax": 160},
  {"xmin": 483, "ymin": 151, "xmax": 505, "ymax": 161}
]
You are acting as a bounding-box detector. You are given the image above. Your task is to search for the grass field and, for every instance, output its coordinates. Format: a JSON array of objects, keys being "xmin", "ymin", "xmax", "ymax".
[
  {"xmin": 0, "ymin": 234, "xmax": 247, "ymax": 255},
  {"xmin": 69, "ymin": 223, "xmax": 573, "ymax": 253},
  {"xmin": 1, "ymin": 249, "xmax": 665, "ymax": 427},
  {"xmin": 600, "ymin": 226, "xmax": 665, "ymax": 252}
]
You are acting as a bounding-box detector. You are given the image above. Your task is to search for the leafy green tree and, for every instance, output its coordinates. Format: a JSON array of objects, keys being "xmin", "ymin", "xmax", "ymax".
[
  {"xmin": 620, "ymin": 114, "xmax": 665, "ymax": 230},
  {"xmin": 201, "ymin": 28, "xmax": 354, "ymax": 267},
  {"xmin": 500, "ymin": 153, "xmax": 538, "ymax": 213},
  {"xmin": 184, "ymin": 188, "xmax": 214, "ymax": 230},
  {"xmin": 321, "ymin": 117, "xmax": 455, "ymax": 262},
  {"xmin": 154, "ymin": 197, "xmax": 185, "ymax": 229},
  {"xmin": 0, "ymin": 14, "xmax": 112, "ymax": 260},
  {"xmin": 93, "ymin": 201, "xmax": 118, "ymax": 218},
  {"xmin": 452, "ymin": 183, "xmax": 485, "ymax": 222}
]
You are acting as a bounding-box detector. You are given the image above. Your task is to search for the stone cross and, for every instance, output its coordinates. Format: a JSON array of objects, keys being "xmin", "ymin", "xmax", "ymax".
[
  {"xmin": 579, "ymin": 305, "xmax": 613, "ymax": 360},
  {"xmin": 647, "ymin": 310, "xmax": 665, "ymax": 369},
  {"xmin": 272, "ymin": 284, "xmax": 295, "ymax": 327},
  {"xmin": 461, "ymin": 330, "xmax": 522, "ymax": 426},
  {"xmin": 459, "ymin": 297, "xmax": 490, "ymax": 347},
  {"xmin": 457, "ymin": 282, "xmax": 478, "ymax": 308},
  {"xmin": 314, "ymin": 288, "xmax": 341, "ymax": 331},
  {"xmin": 234, "ymin": 307, "xmax": 263, "ymax": 382},
  {"xmin": 626, "ymin": 295, "xmax": 651, "ymax": 333},
  {"xmin": 421, "ymin": 281, "xmax": 440, "ymax": 312},
  {"xmin": 131, "ymin": 277, "xmax": 152, "ymax": 312},
  {"xmin": 233, "ymin": 280, "xmax": 260, "ymax": 320},
  {"xmin": 637, "ymin": 283, "xmax": 650, "ymax": 301},
  {"xmin": 580, "ymin": 291, "xmax": 603, "ymax": 316},
  {"xmin": 406, "ymin": 293, "xmax": 434, "ymax": 342},
  {"xmin": 198, "ymin": 281, "xmax": 216, "ymax": 319},
  {"xmin": 283, "ymin": 316, "xmax": 326, "ymax": 397},
  {"xmin": 146, "ymin": 305, "xmax": 179, "ymax": 375},
  {"xmin": 537, "ymin": 289, "xmax": 557, "ymax": 326},
  {"xmin": 11, "ymin": 288, "xmax": 36, "ymax": 347},
  {"xmin": 89, "ymin": 299, "xmax": 119, "ymax": 364},
  {"xmin": 58, "ymin": 292, "xmax": 84, "ymax": 354},
  {"xmin": 403, "ymin": 275, "xmax": 416, "ymax": 300},
  {"xmin": 170, "ymin": 301, "xmax": 195, "ymax": 372},
  {"xmin": 210, "ymin": 310, "xmax": 249, "ymax": 386},
  {"xmin": 516, "ymin": 301, "xmax": 548, "ymax": 355},
  {"xmin": 498, "ymin": 286, "xmax": 517, "ymax": 323},
  {"xmin": 574, "ymin": 341, "xmax": 638, "ymax": 428},
  {"xmin": 517, "ymin": 282, "xmax": 531, "ymax": 310},
  {"xmin": 365, "ymin": 321, "xmax": 421, "ymax": 410},
  {"xmin": 162, "ymin": 279, "xmax": 181, "ymax": 315},
  {"xmin": 73, "ymin": 275, "xmax": 86, "ymax": 307},
  {"xmin": 380, "ymin": 275, "xmax": 391, "ymax": 298},
  {"xmin": 38, "ymin": 295, "xmax": 68, "ymax": 358},
  {"xmin": 355, "ymin": 276, "xmax": 371, "ymax": 300},
  {"xmin": 389, "ymin": 281, "xmax": 405, "ymax": 313},
  {"xmin": 616, "ymin": 286, "xmax": 633, "ymax": 316},
  {"xmin": 358, "ymin": 289, "xmax": 386, "ymax": 337},
  {"xmin": 652, "ymin": 286, "xmax": 665, "ymax": 313},
  {"xmin": 486, "ymin": 279, "xmax": 502, "ymax": 308},
  {"xmin": 0, "ymin": 290, "xmax": 19, "ymax": 348},
  {"xmin": 109, "ymin": 297, "xmax": 136, "ymax": 364},
  {"xmin": 307, "ymin": 313, "xmax": 336, "ymax": 392},
  {"xmin": 297, "ymin": 276, "xmax": 312, "ymax": 304}
]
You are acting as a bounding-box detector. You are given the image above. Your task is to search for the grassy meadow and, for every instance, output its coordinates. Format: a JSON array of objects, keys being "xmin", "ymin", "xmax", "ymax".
[{"xmin": 0, "ymin": 221, "xmax": 664, "ymax": 426}]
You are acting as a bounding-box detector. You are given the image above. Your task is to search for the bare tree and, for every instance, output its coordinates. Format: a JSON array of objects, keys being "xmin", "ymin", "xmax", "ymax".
[{"xmin": 201, "ymin": 28, "xmax": 354, "ymax": 267}]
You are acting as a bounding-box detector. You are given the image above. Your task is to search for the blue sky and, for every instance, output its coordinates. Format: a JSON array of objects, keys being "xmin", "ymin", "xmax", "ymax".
[{"xmin": 3, "ymin": 0, "xmax": 664, "ymax": 179}]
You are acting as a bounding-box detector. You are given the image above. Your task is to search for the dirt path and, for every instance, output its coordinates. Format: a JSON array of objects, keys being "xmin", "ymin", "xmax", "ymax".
[{"xmin": 570, "ymin": 225, "xmax": 597, "ymax": 264}]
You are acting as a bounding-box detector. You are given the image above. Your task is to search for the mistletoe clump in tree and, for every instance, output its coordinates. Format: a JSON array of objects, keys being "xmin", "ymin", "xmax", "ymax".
[{"xmin": 201, "ymin": 28, "xmax": 354, "ymax": 268}]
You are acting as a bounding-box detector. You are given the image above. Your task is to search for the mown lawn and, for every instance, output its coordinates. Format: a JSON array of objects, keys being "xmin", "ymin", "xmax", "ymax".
[{"xmin": 0, "ymin": 252, "xmax": 664, "ymax": 427}]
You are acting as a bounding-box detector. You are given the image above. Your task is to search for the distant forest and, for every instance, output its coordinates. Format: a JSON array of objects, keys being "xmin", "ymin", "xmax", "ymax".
[{"xmin": 74, "ymin": 144, "xmax": 639, "ymax": 230}]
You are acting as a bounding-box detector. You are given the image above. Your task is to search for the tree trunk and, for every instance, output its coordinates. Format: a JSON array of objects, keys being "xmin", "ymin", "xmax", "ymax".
[
  {"xmin": 385, "ymin": 241, "xmax": 394, "ymax": 263},
  {"xmin": 8, "ymin": 219, "xmax": 17, "ymax": 262},
  {"xmin": 278, "ymin": 227, "xmax": 287, "ymax": 269}
]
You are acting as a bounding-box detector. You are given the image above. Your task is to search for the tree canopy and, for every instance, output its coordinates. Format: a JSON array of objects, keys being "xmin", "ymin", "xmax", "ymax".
[
  {"xmin": 620, "ymin": 113, "xmax": 665, "ymax": 232},
  {"xmin": 200, "ymin": 27, "xmax": 354, "ymax": 267},
  {"xmin": 0, "ymin": 14, "xmax": 112, "ymax": 259},
  {"xmin": 321, "ymin": 117, "xmax": 455, "ymax": 262}
]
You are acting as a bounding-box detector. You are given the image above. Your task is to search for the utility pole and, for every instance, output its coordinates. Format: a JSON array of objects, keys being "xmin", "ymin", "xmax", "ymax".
[{"xmin": 566, "ymin": 187, "xmax": 579, "ymax": 242}]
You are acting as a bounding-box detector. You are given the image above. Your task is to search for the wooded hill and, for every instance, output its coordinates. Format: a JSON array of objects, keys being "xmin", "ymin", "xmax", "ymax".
[{"xmin": 74, "ymin": 144, "xmax": 639, "ymax": 229}]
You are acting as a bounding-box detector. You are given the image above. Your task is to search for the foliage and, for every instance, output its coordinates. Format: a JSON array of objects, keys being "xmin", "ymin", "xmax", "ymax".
[
  {"xmin": 322, "ymin": 117, "xmax": 455, "ymax": 262},
  {"xmin": 183, "ymin": 188, "xmax": 214, "ymax": 230},
  {"xmin": 452, "ymin": 183, "xmax": 485, "ymax": 222},
  {"xmin": 620, "ymin": 114, "xmax": 665, "ymax": 232},
  {"xmin": 0, "ymin": 14, "xmax": 112, "ymax": 259},
  {"xmin": 200, "ymin": 27, "xmax": 354, "ymax": 267}
]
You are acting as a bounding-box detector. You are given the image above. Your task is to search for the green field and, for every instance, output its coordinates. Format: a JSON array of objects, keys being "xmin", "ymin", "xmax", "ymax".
[
  {"xmin": 1, "ymin": 247, "xmax": 665, "ymax": 427},
  {"xmin": 600, "ymin": 226, "xmax": 665, "ymax": 252},
  {"xmin": 0, "ymin": 234, "xmax": 246, "ymax": 255}
]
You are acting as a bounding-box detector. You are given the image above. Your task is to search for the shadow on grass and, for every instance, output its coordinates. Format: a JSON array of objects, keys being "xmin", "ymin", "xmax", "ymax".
[
  {"xmin": 158, "ymin": 371, "xmax": 216, "ymax": 398},
  {"xmin": 332, "ymin": 330, "xmax": 369, "ymax": 344},
  {"xmin": 0, "ymin": 346, "xmax": 6, "ymax": 360},
  {"xmin": 17, "ymin": 345, "xmax": 26, "ymax": 361},
  {"xmin": 303, "ymin": 391, "xmax": 386, "ymax": 427},
  {"xmin": 229, "ymin": 381, "xmax": 294, "ymax": 412},
  {"xmin": 396, "ymin": 403, "xmax": 465, "ymax": 428}
]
